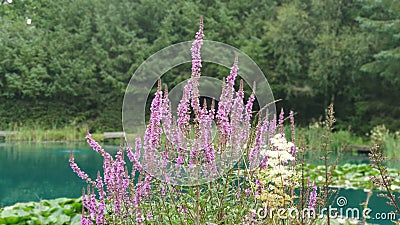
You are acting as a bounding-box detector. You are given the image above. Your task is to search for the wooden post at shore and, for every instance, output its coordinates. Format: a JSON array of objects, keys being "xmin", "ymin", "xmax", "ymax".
[{"xmin": 103, "ymin": 132, "xmax": 125, "ymax": 139}]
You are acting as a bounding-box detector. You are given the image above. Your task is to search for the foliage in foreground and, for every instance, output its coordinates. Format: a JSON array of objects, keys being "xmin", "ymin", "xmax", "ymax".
[
  {"xmin": 1, "ymin": 162, "xmax": 399, "ymax": 224},
  {"xmin": 0, "ymin": 198, "xmax": 82, "ymax": 225}
]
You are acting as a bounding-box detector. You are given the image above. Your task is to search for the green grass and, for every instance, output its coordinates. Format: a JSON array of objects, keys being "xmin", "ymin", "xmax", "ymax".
[
  {"xmin": 290, "ymin": 125, "xmax": 370, "ymax": 153},
  {"xmin": 381, "ymin": 131, "xmax": 400, "ymax": 160},
  {"xmin": 4, "ymin": 126, "xmax": 87, "ymax": 142}
]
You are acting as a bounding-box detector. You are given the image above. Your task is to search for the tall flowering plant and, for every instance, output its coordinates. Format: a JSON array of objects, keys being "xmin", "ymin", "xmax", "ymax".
[{"xmin": 70, "ymin": 17, "xmax": 317, "ymax": 225}]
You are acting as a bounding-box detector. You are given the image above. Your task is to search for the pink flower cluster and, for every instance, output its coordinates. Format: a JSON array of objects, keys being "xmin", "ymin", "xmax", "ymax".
[
  {"xmin": 308, "ymin": 181, "xmax": 318, "ymax": 210},
  {"xmin": 138, "ymin": 16, "xmax": 260, "ymax": 175},
  {"xmin": 70, "ymin": 17, "xmax": 298, "ymax": 224},
  {"xmin": 71, "ymin": 133, "xmax": 152, "ymax": 224}
]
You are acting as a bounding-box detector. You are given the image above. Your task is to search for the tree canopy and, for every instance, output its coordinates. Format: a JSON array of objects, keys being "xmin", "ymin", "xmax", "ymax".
[{"xmin": 0, "ymin": 0, "xmax": 398, "ymax": 134}]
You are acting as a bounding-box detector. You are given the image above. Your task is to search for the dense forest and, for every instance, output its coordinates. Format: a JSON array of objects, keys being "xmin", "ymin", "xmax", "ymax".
[{"xmin": 0, "ymin": 0, "xmax": 399, "ymax": 134}]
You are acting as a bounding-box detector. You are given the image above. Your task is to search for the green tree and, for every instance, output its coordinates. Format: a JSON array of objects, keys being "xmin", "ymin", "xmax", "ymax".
[{"xmin": 353, "ymin": 0, "xmax": 400, "ymax": 132}]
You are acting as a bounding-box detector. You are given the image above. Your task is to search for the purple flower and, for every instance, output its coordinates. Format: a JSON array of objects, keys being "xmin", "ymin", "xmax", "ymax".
[
  {"xmin": 136, "ymin": 211, "xmax": 145, "ymax": 224},
  {"xmin": 191, "ymin": 16, "xmax": 204, "ymax": 78},
  {"xmin": 260, "ymin": 156, "xmax": 268, "ymax": 169},
  {"xmin": 278, "ymin": 108, "xmax": 285, "ymax": 137},
  {"xmin": 70, "ymin": 17, "xmax": 304, "ymax": 225},
  {"xmin": 80, "ymin": 212, "xmax": 93, "ymax": 225},
  {"xmin": 161, "ymin": 186, "xmax": 167, "ymax": 197},
  {"xmin": 216, "ymin": 58, "xmax": 239, "ymax": 138},
  {"xmin": 177, "ymin": 83, "xmax": 192, "ymax": 131},
  {"xmin": 86, "ymin": 132, "xmax": 112, "ymax": 160},
  {"xmin": 69, "ymin": 157, "xmax": 89, "ymax": 181},
  {"xmin": 308, "ymin": 182, "xmax": 318, "ymax": 210},
  {"xmin": 249, "ymin": 119, "xmax": 269, "ymax": 168},
  {"xmin": 177, "ymin": 16, "xmax": 205, "ymax": 126},
  {"xmin": 226, "ymin": 55, "xmax": 238, "ymax": 86},
  {"xmin": 91, "ymin": 172, "xmax": 106, "ymax": 224},
  {"xmin": 245, "ymin": 92, "xmax": 255, "ymax": 123},
  {"xmin": 268, "ymin": 115, "xmax": 277, "ymax": 143},
  {"xmin": 230, "ymin": 80, "xmax": 247, "ymax": 149},
  {"xmin": 177, "ymin": 205, "xmax": 186, "ymax": 215},
  {"xmin": 255, "ymin": 179, "xmax": 263, "ymax": 195},
  {"xmin": 145, "ymin": 88, "xmax": 163, "ymax": 150},
  {"xmin": 289, "ymin": 110, "xmax": 296, "ymax": 156},
  {"xmin": 204, "ymin": 145, "xmax": 215, "ymax": 163},
  {"xmin": 146, "ymin": 212, "xmax": 153, "ymax": 221},
  {"xmin": 161, "ymin": 87, "xmax": 173, "ymax": 135}
]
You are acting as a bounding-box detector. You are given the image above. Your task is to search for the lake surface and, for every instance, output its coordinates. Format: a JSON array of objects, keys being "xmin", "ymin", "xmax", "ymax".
[
  {"xmin": 0, "ymin": 142, "xmax": 119, "ymax": 207},
  {"xmin": 0, "ymin": 142, "xmax": 398, "ymax": 224}
]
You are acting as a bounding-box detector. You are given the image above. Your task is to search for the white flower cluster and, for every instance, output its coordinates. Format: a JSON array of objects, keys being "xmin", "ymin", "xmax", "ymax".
[
  {"xmin": 258, "ymin": 134, "xmax": 298, "ymax": 186},
  {"xmin": 261, "ymin": 134, "xmax": 295, "ymax": 166}
]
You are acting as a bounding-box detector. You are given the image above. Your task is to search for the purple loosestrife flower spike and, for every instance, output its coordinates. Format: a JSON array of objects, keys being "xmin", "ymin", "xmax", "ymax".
[
  {"xmin": 278, "ymin": 108, "xmax": 285, "ymax": 137},
  {"xmin": 69, "ymin": 149, "xmax": 96, "ymax": 186},
  {"xmin": 255, "ymin": 179, "xmax": 263, "ymax": 195},
  {"xmin": 289, "ymin": 110, "xmax": 296, "ymax": 156},
  {"xmin": 134, "ymin": 137, "xmax": 143, "ymax": 171},
  {"xmin": 226, "ymin": 55, "xmax": 239, "ymax": 86},
  {"xmin": 86, "ymin": 132, "xmax": 112, "ymax": 160},
  {"xmin": 269, "ymin": 115, "xmax": 277, "ymax": 142},
  {"xmin": 249, "ymin": 118, "xmax": 269, "ymax": 168},
  {"xmin": 136, "ymin": 211, "xmax": 145, "ymax": 224},
  {"xmin": 245, "ymin": 82, "xmax": 256, "ymax": 123},
  {"xmin": 216, "ymin": 56, "xmax": 239, "ymax": 138},
  {"xmin": 111, "ymin": 147, "xmax": 130, "ymax": 215},
  {"xmin": 82, "ymin": 186, "xmax": 97, "ymax": 223},
  {"xmin": 260, "ymin": 155, "xmax": 268, "ymax": 169},
  {"xmin": 80, "ymin": 204, "xmax": 93, "ymax": 225},
  {"xmin": 244, "ymin": 91, "xmax": 255, "ymax": 137},
  {"xmin": 230, "ymin": 80, "xmax": 247, "ymax": 150},
  {"xmin": 143, "ymin": 80, "xmax": 163, "ymax": 172},
  {"xmin": 191, "ymin": 16, "xmax": 204, "ymax": 78},
  {"xmin": 198, "ymin": 100, "xmax": 215, "ymax": 164},
  {"xmin": 86, "ymin": 132, "xmax": 114, "ymax": 192},
  {"xmin": 177, "ymin": 83, "xmax": 191, "ymax": 131},
  {"xmin": 162, "ymin": 85, "xmax": 172, "ymax": 137},
  {"xmin": 126, "ymin": 145, "xmax": 133, "ymax": 161},
  {"xmin": 308, "ymin": 182, "xmax": 318, "ymax": 210},
  {"xmin": 95, "ymin": 171, "xmax": 105, "ymax": 224},
  {"xmin": 145, "ymin": 80, "xmax": 163, "ymax": 149},
  {"xmin": 190, "ymin": 16, "xmax": 204, "ymax": 115},
  {"xmin": 177, "ymin": 16, "xmax": 204, "ymax": 128}
]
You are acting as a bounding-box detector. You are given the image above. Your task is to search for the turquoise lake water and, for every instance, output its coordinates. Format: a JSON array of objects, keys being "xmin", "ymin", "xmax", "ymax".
[
  {"xmin": 0, "ymin": 142, "xmax": 119, "ymax": 207},
  {"xmin": 0, "ymin": 142, "xmax": 398, "ymax": 224}
]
